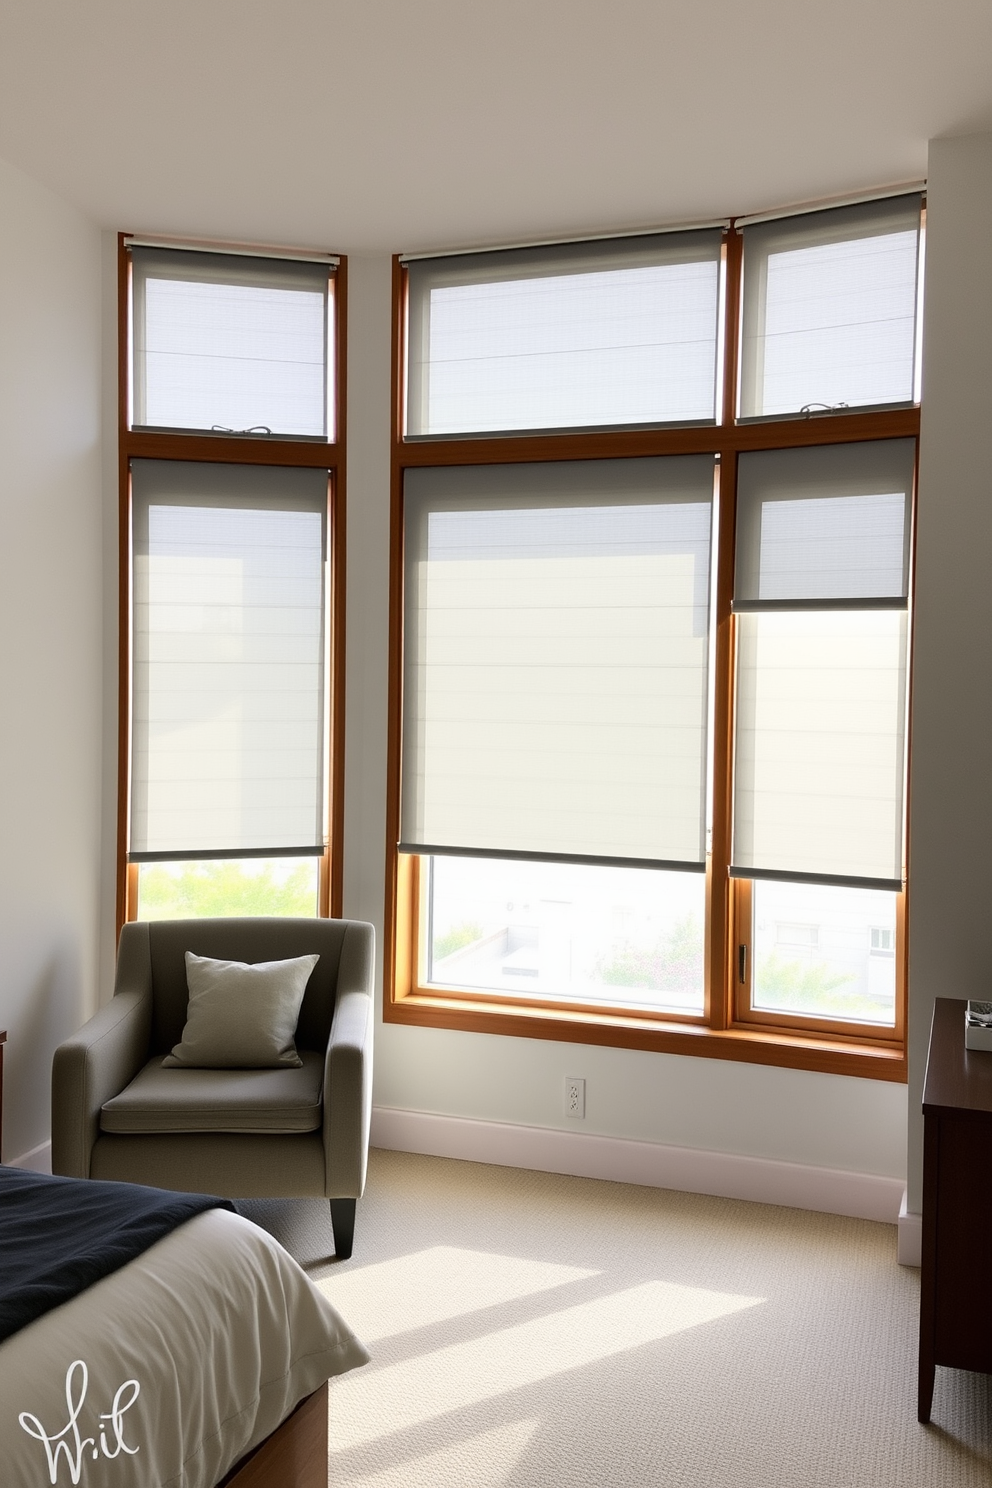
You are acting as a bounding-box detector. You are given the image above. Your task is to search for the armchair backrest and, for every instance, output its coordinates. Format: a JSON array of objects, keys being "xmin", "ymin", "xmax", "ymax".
[{"xmin": 117, "ymin": 918, "xmax": 362, "ymax": 1055}]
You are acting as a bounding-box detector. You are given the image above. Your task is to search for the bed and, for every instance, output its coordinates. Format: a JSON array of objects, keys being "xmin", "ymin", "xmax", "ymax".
[{"xmin": 0, "ymin": 1184, "xmax": 369, "ymax": 1488}]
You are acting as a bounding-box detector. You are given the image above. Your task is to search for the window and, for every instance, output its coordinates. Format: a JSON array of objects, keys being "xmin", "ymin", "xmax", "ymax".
[
  {"xmin": 130, "ymin": 247, "xmax": 332, "ymax": 437},
  {"xmin": 746, "ymin": 880, "xmax": 898, "ymax": 1026},
  {"xmin": 386, "ymin": 192, "xmax": 922, "ymax": 1079},
  {"xmin": 117, "ymin": 238, "xmax": 345, "ymax": 926},
  {"xmin": 737, "ymin": 195, "xmax": 922, "ymax": 419},
  {"xmin": 871, "ymin": 926, "xmax": 895, "ymax": 954},
  {"xmin": 405, "ymin": 231, "xmax": 723, "ymax": 435},
  {"xmin": 731, "ymin": 440, "xmax": 913, "ymax": 888},
  {"xmin": 428, "ymin": 856, "xmax": 706, "ymax": 1016}
]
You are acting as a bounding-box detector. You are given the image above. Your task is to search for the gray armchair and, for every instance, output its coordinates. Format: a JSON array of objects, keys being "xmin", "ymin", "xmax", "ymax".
[{"xmin": 51, "ymin": 917, "xmax": 374, "ymax": 1259}]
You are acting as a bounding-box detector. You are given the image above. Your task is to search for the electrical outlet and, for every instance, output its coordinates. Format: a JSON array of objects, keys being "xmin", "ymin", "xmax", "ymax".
[{"xmin": 565, "ymin": 1076, "xmax": 585, "ymax": 1119}]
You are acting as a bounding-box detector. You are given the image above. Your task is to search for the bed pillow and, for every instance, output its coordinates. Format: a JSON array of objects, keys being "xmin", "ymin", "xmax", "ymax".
[{"xmin": 162, "ymin": 952, "xmax": 319, "ymax": 1069}]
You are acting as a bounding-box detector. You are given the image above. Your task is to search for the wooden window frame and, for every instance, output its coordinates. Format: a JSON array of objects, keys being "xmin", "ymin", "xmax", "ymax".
[
  {"xmin": 383, "ymin": 224, "xmax": 918, "ymax": 1082},
  {"xmin": 115, "ymin": 234, "xmax": 347, "ymax": 935},
  {"xmin": 730, "ymin": 878, "xmax": 907, "ymax": 1050}
]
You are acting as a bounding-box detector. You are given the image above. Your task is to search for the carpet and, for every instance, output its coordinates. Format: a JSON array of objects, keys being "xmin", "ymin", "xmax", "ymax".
[{"xmin": 239, "ymin": 1148, "xmax": 992, "ymax": 1487}]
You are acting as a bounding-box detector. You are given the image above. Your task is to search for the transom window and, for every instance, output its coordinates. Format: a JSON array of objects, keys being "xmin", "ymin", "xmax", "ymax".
[{"xmin": 405, "ymin": 231, "xmax": 723, "ymax": 436}]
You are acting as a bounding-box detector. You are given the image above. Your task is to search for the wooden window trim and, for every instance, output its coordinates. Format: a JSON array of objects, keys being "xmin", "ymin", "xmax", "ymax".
[
  {"xmin": 393, "ymin": 407, "xmax": 920, "ymax": 465},
  {"xmin": 115, "ymin": 236, "xmax": 347, "ymax": 934},
  {"xmin": 382, "ymin": 224, "xmax": 916, "ymax": 1083},
  {"xmin": 388, "ymin": 857, "xmax": 906, "ymax": 1082}
]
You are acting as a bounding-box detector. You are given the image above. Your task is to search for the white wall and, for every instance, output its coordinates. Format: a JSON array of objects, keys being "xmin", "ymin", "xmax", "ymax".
[
  {"xmin": 0, "ymin": 156, "xmax": 104, "ymax": 1164},
  {"xmin": 906, "ymin": 131, "xmax": 992, "ymax": 1212},
  {"xmin": 344, "ymin": 253, "xmax": 908, "ymax": 1187}
]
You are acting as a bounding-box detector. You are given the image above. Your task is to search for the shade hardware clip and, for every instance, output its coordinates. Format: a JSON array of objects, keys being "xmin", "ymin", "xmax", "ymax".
[{"xmin": 799, "ymin": 402, "xmax": 850, "ymax": 417}]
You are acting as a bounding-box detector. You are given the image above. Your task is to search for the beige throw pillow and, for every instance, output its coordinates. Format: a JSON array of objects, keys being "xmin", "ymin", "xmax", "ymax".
[{"xmin": 162, "ymin": 951, "xmax": 319, "ymax": 1069}]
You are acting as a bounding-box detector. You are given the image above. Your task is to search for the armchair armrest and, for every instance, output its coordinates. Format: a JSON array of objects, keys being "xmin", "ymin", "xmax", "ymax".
[
  {"xmin": 51, "ymin": 988, "xmax": 152, "ymax": 1179},
  {"xmin": 323, "ymin": 922, "xmax": 374, "ymax": 1198}
]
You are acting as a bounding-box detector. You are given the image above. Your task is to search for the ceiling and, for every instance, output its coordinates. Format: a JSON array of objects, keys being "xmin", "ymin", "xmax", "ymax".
[{"xmin": 0, "ymin": 1, "xmax": 990, "ymax": 255}]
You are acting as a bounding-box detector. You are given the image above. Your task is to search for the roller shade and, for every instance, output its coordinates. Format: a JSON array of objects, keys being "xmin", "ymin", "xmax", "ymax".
[
  {"xmin": 731, "ymin": 442, "xmax": 913, "ymax": 888},
  {"xmin": 130, "ymin": 247, "xmax": 332, "ymax": 437},
  {"xmin": 735, "ymin": 440, "xmax": 914, "ymax": 604},
  {"xmin": 401, "ymin": 457, "xmax": 715, "ymax": 868},
  {"xmin": 405, "ymin": 230, "xmax": 723, "ymax": 437},
  {"xmin": 738, "ymin": 194, "xmax": 922, "ymax": 420},
  {"xmin": 733, "ymin": 610, "xmax": 907, "ymax": 886},
  {"xmin": 130, "ymin": 460, "xmax": 328, "ymax": 860}
]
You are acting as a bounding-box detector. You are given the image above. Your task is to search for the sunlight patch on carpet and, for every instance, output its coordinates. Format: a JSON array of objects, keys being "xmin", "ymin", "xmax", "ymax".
[
  {"xmin": 318, "ymin": 1245, "xmax": 597, "ymax": 1343},
  {"xmin": 328, "ymin": 1278, "xmax": 765, "ymax": 1449},
  {"xmin": 331, "ymin": 1416, "xmax": 541, "ymax": 1487}
]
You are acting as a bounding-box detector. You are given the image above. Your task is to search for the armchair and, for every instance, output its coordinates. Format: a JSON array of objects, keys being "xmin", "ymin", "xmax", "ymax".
[{"xmin": 51, "ymin": 917, "xmax": 374, "ymax": 1260}]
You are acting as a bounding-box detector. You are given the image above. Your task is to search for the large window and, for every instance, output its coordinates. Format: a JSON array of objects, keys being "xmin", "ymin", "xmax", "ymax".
[
  {"xmin": 117, "ymin": 238, "xmax": 345, "ymax": 926},
  {"xmin": 386, "ymin": 193, "xmax": 923, "ymax": 1079}
]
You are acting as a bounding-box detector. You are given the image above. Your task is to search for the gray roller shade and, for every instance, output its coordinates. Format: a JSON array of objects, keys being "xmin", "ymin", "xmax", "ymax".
[
  {"xmin": 130, "ymin": 247, "xmax": 332, "ymax": 438},
  {"xmin": 130, "ymin": 460, "xmax": 328, "ymax": 861},
  {"xmin": 400, "ymin": 456, "xmax": 715, "ymax": 869},
  {"xmin": 406, "ymin": 230, "xmax": 723, "ymax": 436},
  {"xmin": 738, "ymin": 194, "xmax": 923, "ymax": 420},
  {"xmin": 731, "ymin": 441, "xmax": 913, "ymax": 889}
]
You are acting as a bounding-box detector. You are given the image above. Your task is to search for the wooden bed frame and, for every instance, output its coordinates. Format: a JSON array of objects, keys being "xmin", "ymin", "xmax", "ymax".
[{"xmin": 222, "ymin": 1381, "xmax": 328, "ymax": 1488}]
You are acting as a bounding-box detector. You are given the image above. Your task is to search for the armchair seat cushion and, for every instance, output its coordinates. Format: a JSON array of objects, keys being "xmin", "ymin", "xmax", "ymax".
[{"xmin": 100, "ymin": 1050, "xmax": 325, "ymax": 1135}]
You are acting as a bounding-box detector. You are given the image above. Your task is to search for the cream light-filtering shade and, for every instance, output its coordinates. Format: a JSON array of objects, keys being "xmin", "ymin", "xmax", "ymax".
[
  {"xmin": 733, "ymin": 610, "xmax": 907, "ymax": 886},
  {"xmin": 738, "ymin": 194, "xmax": 922, "ymax": 420},
  {"xmin": 130, "ymin": 247, "xmax": 332, "ymax": 438},
  {"xmin": 406, "ymin": 231, "xmax": 722, "ymax": 436},
  {"xmin": 401, "ymin": 458, "xmax": 714, "ymax": 868},
  {"xmin": 732, "ymin": 442, "xmax": 912, "ymax": 887},
  {"xmin": 130, "ymin": 460, "xmax": 327, "ymax": 860}
]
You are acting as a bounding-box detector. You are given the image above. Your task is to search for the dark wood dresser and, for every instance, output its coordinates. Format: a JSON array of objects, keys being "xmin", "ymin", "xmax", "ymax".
[{"xmin": 919, "ymin": 997, "xmax": 992, "ymax": 1420}]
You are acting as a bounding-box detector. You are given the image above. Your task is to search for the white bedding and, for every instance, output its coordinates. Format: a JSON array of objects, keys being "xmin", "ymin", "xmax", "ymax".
[{"xmin": 0, "ymin": 1208, "xmax": 369, "ymax": 1488}]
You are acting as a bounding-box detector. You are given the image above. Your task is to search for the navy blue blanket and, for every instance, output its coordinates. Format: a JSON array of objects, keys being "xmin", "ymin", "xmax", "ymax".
[{"xmin": 0, "ymin": 1166, "xmax": 234, "ymax": 1343}]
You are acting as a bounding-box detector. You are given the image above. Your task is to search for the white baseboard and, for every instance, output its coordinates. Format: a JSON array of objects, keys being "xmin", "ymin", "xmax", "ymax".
[
  {"xmin": 370, "ymin": 1107, "xmax": 903, "ymax": 1225},
  {"xmin": 897, "ymin": 1190, "xmax": 922, "ymax": 1266},
  {"xmin": 6, "ymin": 1139, "xmax": 53, "ymax": 1174}
]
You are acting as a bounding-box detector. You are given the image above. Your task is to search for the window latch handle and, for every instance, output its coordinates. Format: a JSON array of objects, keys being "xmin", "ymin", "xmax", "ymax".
[{"xmin": 738, "ymin": 944, "xmax": 747, "ymax": 984}]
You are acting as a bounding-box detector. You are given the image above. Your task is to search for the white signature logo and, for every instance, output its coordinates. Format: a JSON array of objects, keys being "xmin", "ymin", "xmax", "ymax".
[{"xmin": 18, "ymin": 1359, "xmax": 140, "ymax": 1485}]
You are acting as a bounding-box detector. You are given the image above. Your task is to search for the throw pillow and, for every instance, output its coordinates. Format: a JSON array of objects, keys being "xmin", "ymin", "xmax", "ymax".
[{"xmin": 162, "ymin": 951, "xmax": 319, "ymax": 1069}]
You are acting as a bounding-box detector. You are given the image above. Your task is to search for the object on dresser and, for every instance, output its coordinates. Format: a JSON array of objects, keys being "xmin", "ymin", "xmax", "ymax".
[{"xmin": 964, "ymin": 1000, "xmax": 992, "ymax": 1050}]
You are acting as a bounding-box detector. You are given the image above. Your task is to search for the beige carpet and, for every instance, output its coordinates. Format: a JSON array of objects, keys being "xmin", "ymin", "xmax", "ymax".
[{"xmin": 239, "ymin": 1149, "xmax": 992, "ymax": 1487}]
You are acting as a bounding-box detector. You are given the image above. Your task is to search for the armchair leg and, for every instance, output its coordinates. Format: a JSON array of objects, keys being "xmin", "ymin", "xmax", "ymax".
[{"xmin": 329, "ymin": 1198, "xmax": 356, "ymax": 1260}]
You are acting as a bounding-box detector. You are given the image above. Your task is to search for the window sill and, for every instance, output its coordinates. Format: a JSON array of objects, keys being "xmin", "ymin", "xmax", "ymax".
[{"xmin": 384, "ymin": 990, "xmax": 907, "ymax": 1082}]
